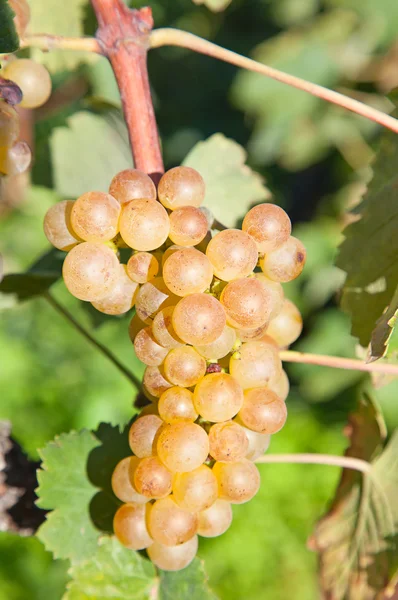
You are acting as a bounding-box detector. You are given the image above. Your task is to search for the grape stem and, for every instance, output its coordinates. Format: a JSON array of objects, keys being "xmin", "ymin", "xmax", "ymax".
[
  {"xmin": 44, "ymin": 291, "xmax": 141, "ymax": 390},
  {"xmin": 20, "ymin": 35, "xmax": 102, "ymax": 54},
  {"xmin": 280, "ymin": 350, "xmax": 398, "ymax": 375},
  {"xmin": 255, "ymin": 453, "xmax": 372, "ymax": 474}
]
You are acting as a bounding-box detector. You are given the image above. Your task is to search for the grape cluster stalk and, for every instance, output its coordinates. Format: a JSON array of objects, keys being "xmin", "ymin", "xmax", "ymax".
[{"xmin": 43, "ymin": 164, "xmax": 306, "ymax": 571}]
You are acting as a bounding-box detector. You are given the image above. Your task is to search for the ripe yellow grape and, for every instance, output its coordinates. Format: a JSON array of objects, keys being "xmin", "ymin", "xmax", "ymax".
[
  {"xmin": 157, "ymin": 421, "xmax": 209, "ymax": 472},
  {"xmin": 128, "ymin": 314, "xmax": 146, "ymax": 342},
  {"xmin": 109, "ymin": 169, "xmax": 156, "ymax": 204},
  {"xmin": 242, "ymin": 203, "xmax": 291, "ymax": 253},
  {"xmin": 260, "ymin": 236, "xmax": 306, "ymax": 282},
  {"xmin": 213, "ymin": 459, "xmax": 260, "ymax": 504},
  {"xmin": 62, "ymin": 242, "xmax": 120, "ymax": 302},
  {"xmin": 9, "ymin": 0, "xmax": 31, "ymax": 37},
  {"xmin": 0, "ymin": 100, "xmax": 19, "ymax": 147},
  {"xmin": 229, "ymin": 340, "xmax": 282, "ymax": 389},
  {"xmin": 239, "ymin": 388, "xmax": 287, "ymax": 434},
  {"xmin": 163, "ymin": 346, "xmax": 206, "ymax": 388},
  {"xmin": 113, "ymin": 503, "xmax": 153, "ymax": 550},
  {"xmin": 128, "ymin": 414, "xmax": 163, "ymax": 457},
  {"xmin": 147, "ymin": 495, "xmax": 198, "ymax": 546},
  {"xmin": 147, "ymin": 535, "xmax": 198, "ymax": 571},
  {"xmin": 0, "ymin": 141, "xmax": 31, "ymax": 176},
  {"xmin": 266, "ymin": 299, "xmax": 303, "ymax": 347},
  {"xmin": 236, "ymin": 423, "xmax": 271, "ymax": 461},
  {"xmin": 152, "ymin": 306, "xmax": 183, "ymax": 349},
  {"xmin": 158, "ymin": 387, "xmax": 198, "ymax": 423},
  {"xmin": 173, "ymin": 465, "xmax": 218, "ymax": 512},
  {"xmin": 255, "ymin": 273, "xmax": 284, "ymax": 319},
  {"xmin": 111, "ymin": 456, "xmax": 148, "ymax": 504},
  {"xmin": 158, "ymin": 166, "xmax": 205, "ymax": 210},
  {"xmin": 133, "ymin": 456, "xmax": 172, "ymax": 499},
  {"xmin": 169, "ymin": 206, "xmax": 208, "ymax": 246},
  {"xmin": 198, "ymin": 499, "xmax": 233, "ymax": 538},
  {"xmin": 70, "ymin": 191, "xmax": 121, "ymax": 242},
  {"xmin": 3, "ymin": 59, "xmax": 52, "ymax": 109},
  {"xmin": 235, "ymin": 321, "xmax": 268, "ymax": 343},
  {"xmin": 161, "ymin": 244, "xmax": 184, "ymax": 267},
  {"xmin": 133, "ymin": 327, "xmax": 169, "ymax": 366},
  {"xmin": 206, "ymin": 229, "xmax": 258, "ymax": 281},
  {"xmin": 119, "ymin": 198, "xmax": 170, "ymax": 251},
  {"xmin": 208, "ymin": 420, "xmax": 249, "ymax": 462},
  {"xmin": 195, "ymin": 325, "xmax": 236, "ymax": 360},
  {"xmin": 135, "ymin": 278, "xmax": 177, "ymax": 323},
  {"xmin": 143, "ymin": 366, "xmax": 173, "ymax": 398},
  {"xmin": 92, "ymin": 264, "xmax": 139, "ymax": 315},
  {"xmin": 126, "ymin": 251, "xmax": 159, "ymax": 284},
  {"xmin": 268, "ymin": 369, "xmax": 290, "ymax": 402},
  {"xmin": 43, "ymin": 200, "xmax": 80, "ymax": 251},
  {"xmin": 163, "ymin": 247, "xmax": 213, "ymax": 296},
  {"xmin": 193, "ymin": 373, "xmax": 244, "ymax": 422},
  {"xmin": 220, "ymin": 278, "xmax": 271, "ymax": 330},
  {"xmin": 172, "ymin": 293, "xmax": 226, "ymax": 346}
]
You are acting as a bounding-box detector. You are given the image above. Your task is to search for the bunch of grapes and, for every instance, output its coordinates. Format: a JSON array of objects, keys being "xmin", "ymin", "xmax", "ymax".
[{"xmin": 43, "ymin": 165, "xmax": 306, "ymax": 571}]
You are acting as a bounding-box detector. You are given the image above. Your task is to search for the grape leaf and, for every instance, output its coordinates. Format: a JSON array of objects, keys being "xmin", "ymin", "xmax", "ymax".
[
  {"xmin": 159, "ymin": 558, "xmax": 219, "ymax": 600},
  {"xmin": 309, "ymin": 394, "xmax": 398, "ymax": 600},
  {"xmin": 191, "ymin": 0, "xmax": 232, "ymax": 12},
  {"xmin": 0, "ymin": 0, "xmax": 19, "ymax": 53},
  {"xmin": 51, "ymin": 110, "xmax": 132, "ymax": 199},
  {"xmin": 336, "ymin": 94, "xmax": 398, "ymax": 359},
  {"xmin": 183, "ymin": 133, "xmax": 270, "ymax": 228}
]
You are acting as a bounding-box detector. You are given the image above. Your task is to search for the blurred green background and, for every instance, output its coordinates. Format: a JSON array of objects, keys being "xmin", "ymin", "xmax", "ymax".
[{"xmin": 1, "ymin": 0, "xmax": 398, "ymax": 598}]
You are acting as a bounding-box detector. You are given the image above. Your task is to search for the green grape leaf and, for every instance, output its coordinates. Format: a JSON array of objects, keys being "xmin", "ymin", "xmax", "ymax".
[
  {"xmin": 0, "ymin": 248, "xmax": 64, "ymax": 302},
  {"xmin": 191, "ymin": 0, "xmax": 232, "ymax": 12},
  {"xmin": 29, "ymin": 0, "xmax": 96, "ymax": 72},
  {"xmin": 51, "ymin": 110, "xmax": 132, "ymax": 199},
  {"xmin": 62, "ymin": 537, "xmax": 156, "ymax": 600},
  {"xmin": 310, "ymin": 394, "xmax": 398, "ymax": 600},
  {"xmin": 0, "ymin": 0, "xmax": 19, "ymax": 53},
  {"xmin": 159, "ymin": 558, "xmax": 219, "ymax": 600},
  {"xmin": 336, "ymin": 95, "xmax": 398, "ymax": 359},
  {"xmin": 183, "ymin": 133, "xmax": 270, "ymax": 228}
]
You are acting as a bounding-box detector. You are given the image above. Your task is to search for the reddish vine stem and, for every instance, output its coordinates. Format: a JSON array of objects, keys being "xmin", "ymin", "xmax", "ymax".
[{"xmin": 90, "ymin": 0, "xmax": 164, "ymax": 180}]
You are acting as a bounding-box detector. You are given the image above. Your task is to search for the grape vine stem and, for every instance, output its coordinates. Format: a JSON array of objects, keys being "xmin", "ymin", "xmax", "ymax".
[
  {"xmin": 20, "ymin": 35, "xmax": 102, "ymax": 54},
  {"xmin": 280, "ymin": 350, "xmax": 398, "ymax": 375},
  {"xmin": 44, "ymin": 291, "xmax": 141, "ymax": 390},
  {"xmin": 255, "ymin": 453, "xmax": 372, "ymax": 474}
]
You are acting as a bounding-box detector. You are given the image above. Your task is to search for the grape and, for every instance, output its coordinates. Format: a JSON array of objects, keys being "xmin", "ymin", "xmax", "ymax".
[
  {"xmin": 268, "ymin": 369, "xmax": 289, "ymax": 402},
  {"xmin": 158, "ymin": 166, "xmax": 205, "ymax": 210},
  {"xmin": 133, "ymin": 327, "xmax": 168, "ymax": 366},
  {"xmin": 260, "ymin": 236, "xmax": 306, "ymax": 282},
  {"xmin": 133, "ymin": 456, "xmax": 172, "ymax": 498},
  {"xmin": 172, "ymin": 293, "xmax": 226, "ymax": 346},
  {"xmin": 3, "ymin": 59, "xmax": 51, "ymax": 109},
  {"xmin": 0, "ymin": 101, "xmax": 19, "ymax": 147},
  {"xmin": 242, "ymin": 203, "xmax": 291, "ymax": 253},
  {"xmin": 198, "ymin": 499, "xmax": 232, "ymax": 538},
  {"xmin": 143, "ymin": 366, "xmax": 173, "ymax": 398},
  {"xmin": 195, "ymin": 325, "xmax": 236, "ymax": 360},
  {"xmin": 92, "ymin": 264, "xmax": 139, "ymax": 315},
  {"xmin": 173, "ymin": 465, "xmax": 218, "ymax": 512},
  {"xmin": 147, "ymin": 496, "xmax": 198, "ymax": 546},
  {"xmin": 127, "ymin": 251, "xmax": 159, "ymax": 284},
  {"xmin": 113, "ymin": 503, "xmax": 152, "ymax": 550},
  {"xmin": 229, "ymin": 340, "xmax": 281, "ymax": 390},
  {"xmin": 235, "ymin": 321, "xmax": 268, "ymax": 343},
  {"xmin": 157, "ymin": 421, "xmax": 209, "ymax": 472},
  {"xmin": 129, "ymin": 414, "xmax": 163, "ymax": 457},
  {"xmin": 220, "ymin": 278, "xmax": 271, "ymax": 330},
  {"xmin": 43, "ymin": 201, "xmax": 80, "ymax": 251},
  {"xmin": 158, "ymin": 387, "xmax": 198, "ymax": 423},
  {"xmin": 161, "ymin": 244, "xmax": 184, "ymax": 266},
  {"xmin": 163, "ymin": 248, "xmax": 213, "ymax": 296},
  {"xmin": 163, "ymin": 346, "xmax": 206, "ymax": 388},
  {"xmin": 208, "ymin": 420, "xmax": 249, "ymax": 462},
  {"xmin": 236, "ymin": 423, "xmax": 271, "ymax": 461},
  {"xmin": 135, "ymin": 278, "xmax": 177, "ymax": 323},
  {"xmin": 239, "ymin": 388, "xmax": 287, "ymax": 434},
  {"xmin": 128, "ymin": 314, "xmax": 146, "ymax": 342},
  {"xmin": 265, "ymin": 299, "xmax": 303, "ymax": 347},
  {"xmin": 169, "ymin": 206, "xmax": 208, "ymax": 246},
  {"xmin": 193, "ymin": 373, "xmax": 243, "ymax": 422},
  {"xmin": 255, "ymin": 273, "xmax": 284, "ymax": 319},
  {"xmin": 70, "ymin": 191, "xmax": 121, "ymax": 242},
  {"xmin": 0, "ymin": 141, "xmax": 31, "ymax": 176},
  {"xmin": 62, "ymin": 242, "xmax": 120, "ymax": 302},
  {"xmin": 213, "ymin": 459, "xmax": 260, "ymax": 504},
  {"xmin": 109, "ymin": 169, "xmax": 156, "ymax": 204},
  {"xmin": 152, "ymin": 306, "xmax": 183, "ymax": 349},
  {"xmin": 206, "ymin": 229, "xmax": 258, "ymax": 281},
  {"xmin": 119, "ymin": 198, "xmax": 170, "ymax": 251},
  {"xmin": 9, "ymin": 0, "xmax": 31, "ymax": 37},
  {"xmin": 111, "ymin": 457, "xmax": 148, "ymax": 504},
  {"xmin": 147, "ymin": 535, "xmax": 198, "ymax": 571}
]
